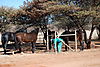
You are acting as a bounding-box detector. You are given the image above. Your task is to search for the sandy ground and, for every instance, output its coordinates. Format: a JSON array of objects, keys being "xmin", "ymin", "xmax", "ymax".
[{"xmin": 0, "ymin": 48, "xmax": 100, "ymax": 67}]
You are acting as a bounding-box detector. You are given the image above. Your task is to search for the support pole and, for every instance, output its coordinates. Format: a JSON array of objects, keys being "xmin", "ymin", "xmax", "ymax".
[
  {"xmin": 47, "ymin": 29, "xmax": 49, "ymax": 51},
  {"xmin": 55, "ymin": 31, "xmax": 57, "ymax": 53},
  {"xmin": 75, "ymin": 29, "xmax": 78, "ymax": 51}
]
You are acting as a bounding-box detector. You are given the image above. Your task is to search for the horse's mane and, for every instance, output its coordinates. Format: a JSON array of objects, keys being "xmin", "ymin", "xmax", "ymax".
[
  {"xmin": 15, "ymin": 28, "xmax": 27, "ymax": 33},
  {"xmin": 2, "ymin": 32, "xmax": 15, "ymax": 37}
]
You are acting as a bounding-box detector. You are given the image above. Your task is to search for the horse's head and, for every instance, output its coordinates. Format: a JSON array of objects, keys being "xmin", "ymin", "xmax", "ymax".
[
  {"xmin": 30, "ymin": 28, "xmax": 39, "ymax": 34},
  {"xmin": 36, "ymin": 28, "xmax": 39, "ymax": 33}
]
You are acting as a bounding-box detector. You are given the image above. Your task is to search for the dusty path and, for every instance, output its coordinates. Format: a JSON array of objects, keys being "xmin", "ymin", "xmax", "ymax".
[{"xmin": 0, "ymin": 48, "xmax": 100, "ymax": 67}]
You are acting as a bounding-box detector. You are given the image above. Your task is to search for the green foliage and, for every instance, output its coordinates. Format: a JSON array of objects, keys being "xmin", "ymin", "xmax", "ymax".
[
  {"xmin": 0, "ymin": 6, "xmax": 19, "ymax": 32},
  {"xmin": 47, "ymin": 5, "xmax": 80, "ymax": 14},
  {"xmin": 0, "ymin": 0, "xmax": 100, "ymax": 31},
  {"xmin": 71, "ymin": 10, "xmax": 100, "ymax": 18}
]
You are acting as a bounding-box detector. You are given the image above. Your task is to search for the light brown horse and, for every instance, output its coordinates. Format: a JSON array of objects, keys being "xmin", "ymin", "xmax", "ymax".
[{"xmin": 15, "ymin": 28, "xmax": 39, "ymax": 53}]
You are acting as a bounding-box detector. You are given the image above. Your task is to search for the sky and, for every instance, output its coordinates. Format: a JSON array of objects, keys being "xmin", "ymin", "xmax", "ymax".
[{"xmin": 0, "ymin": 0, "xmax": 31, "ymax": 9}]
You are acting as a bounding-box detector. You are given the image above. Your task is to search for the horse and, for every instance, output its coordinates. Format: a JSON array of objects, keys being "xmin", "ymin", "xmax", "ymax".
[
  {"xmin": 76, "ymin": 29, "xmax": 84, "ymax": 50},
  {"xmin": 60, "ymin": 29, "xmax": 84, "ymax": 51},
  {"xmin": 15, "ymin": 28, "xmax": 39, "ymax": 53},
  {"xmin": 1, "ymin": 32, "xmax": 16, "ymax": 54},
  {"xmin": 1, "ymin": 28, "xmax": 27, "ymax": 54}
]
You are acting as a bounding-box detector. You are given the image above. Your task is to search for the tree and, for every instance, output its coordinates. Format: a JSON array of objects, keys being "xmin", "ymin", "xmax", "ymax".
[
  {"xmin": 0, "ymin": 6, "xmax": 17, "ymax": 32},
  {"xmin": 47, "ymin": 0, "xmax": 100, "ymax": 49},
  {"xmin": 69, "ymin": 8, "xmax": 100, "ymax": 48},
  {"xmin": 13, "ymin": 0, "xmax": 80, "ymax": 31},
  {"xmin": 12, "ymin": 0, "xmax": 100, "ymax": 49}
]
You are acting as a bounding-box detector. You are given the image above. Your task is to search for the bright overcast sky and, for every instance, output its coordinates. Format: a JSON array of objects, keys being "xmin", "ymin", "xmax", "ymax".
[{"xmin": 0, "ymin": 0, "xmax": 32, "ymax": 9}]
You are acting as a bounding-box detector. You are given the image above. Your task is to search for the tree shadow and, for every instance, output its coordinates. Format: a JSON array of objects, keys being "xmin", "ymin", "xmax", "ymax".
[{"xmin": 0, "ymin": 43, "xmax": 47, "ymax": 55}]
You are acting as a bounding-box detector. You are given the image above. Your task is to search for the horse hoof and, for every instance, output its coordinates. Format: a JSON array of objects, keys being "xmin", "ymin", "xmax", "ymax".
[
  {"xmin": 20, "ymin": 52, "xmax": 24, "ymax": 55},
  {"xmin": 12, "ymin": 51, "xmax": 15, "ymax": 55},
  {"xmin": 32, "ymin": 51, "xmax": 34, "ymax": 53},
  {"xmin": 3, "ymin": 53, "xmax": 7, "ymax": 55},
  {"xmin": 32, "ymin": 52, "xmax": 34, "ymax": 53}
]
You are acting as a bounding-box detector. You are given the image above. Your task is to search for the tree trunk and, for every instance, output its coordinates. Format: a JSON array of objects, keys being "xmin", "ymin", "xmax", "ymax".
[
  {"xmin": 89, "ymin": 25, "xmax": 95, "ymax": 40},
  {"xmin": 81, "ymin": 24, "xmax": 95, "ymax": 49},
  {"xmin": 87, "ymin": 24, "xmax": 95, "ymax": 49},
  {"xmin": 82, "ymin": 29, "xmax": 88, "ymax": 47},
  {"xmin": 97, "ymin": 25, "xmax": 100, "ymax": 39},
  {"xmin": 81, "ymin": 27, "xmax": 90, "ymax": 49}
]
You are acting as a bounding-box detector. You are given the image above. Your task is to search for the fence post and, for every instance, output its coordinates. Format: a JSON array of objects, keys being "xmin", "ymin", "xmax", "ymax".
[
  {"xmin": 75, "ymin": 29, "xmax": 78, "ymax": 51},
  {"xmin": 47, "ymin": 29, "xmax": 49, "ymax": 51}
]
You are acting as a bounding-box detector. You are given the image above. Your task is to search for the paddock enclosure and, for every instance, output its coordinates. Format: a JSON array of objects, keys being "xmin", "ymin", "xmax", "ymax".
[
  {"xmin": 0, "ymin": 28, "xmax": 100, "ymax": 54},
  {"xmin": 0, "ymin": 30, "xmax": 100, "ymax": 67}
]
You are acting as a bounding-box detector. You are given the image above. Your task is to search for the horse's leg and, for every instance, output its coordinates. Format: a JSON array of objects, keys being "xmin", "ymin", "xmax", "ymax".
[
  {"xmin": 65, "ymin": 42, "xmax": 69, "ymax": 51},
  {"xmin": 80, "ymin": 41, "xmax": 84, "ymax": 51},
  {"xmin": 2, "ymin": 41, "xmax": 8, "ymax": 54},
  {"xmin": 31, "ymin": 42, "xmax": 36, "ymax": 53},
  {"xmin": 18, "ymin": 42, "xmax": 24, "ymax": 54},
  {"xmin": 16, "ymin": 42, "xmax": 22, "ymax": 53},
  {"xmin": 49, "ymin": 38, "xmax": 52, "ymax": 50},
  {"xmin": 13, "ymin": 42, "xmax": 18, "ymax": 51},
  {"xmin": 65, "ymin": 38, "xmax": 69, "ymax": 51},
  {"xmin": 19, "ymin": 43, "xmax": 22, "ymax": 53}
]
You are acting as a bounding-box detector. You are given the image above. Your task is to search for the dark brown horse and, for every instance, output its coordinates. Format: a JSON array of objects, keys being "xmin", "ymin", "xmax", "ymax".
[
  {"xmin": 15, "ymin": 28, "xmax": 39, "ymax": 53},
  {"xmin": 60, "ymin": 29, "xmax": 84, "ymax": 51},
  {"xmin": 76, "ymin": 29, "xmax": 84, "ymax": 50}
]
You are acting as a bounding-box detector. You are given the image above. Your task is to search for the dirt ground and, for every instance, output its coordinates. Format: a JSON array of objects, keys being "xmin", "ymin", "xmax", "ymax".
[{"xmin": 0, "ymin": 48, "xmax": 100, "ymax": 67}]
